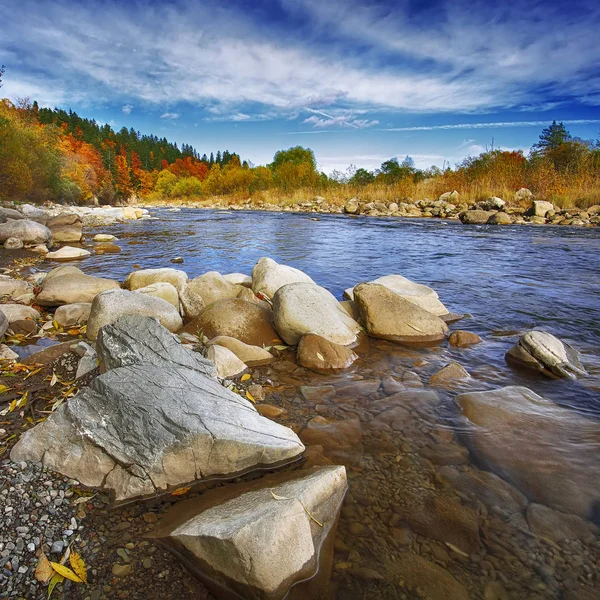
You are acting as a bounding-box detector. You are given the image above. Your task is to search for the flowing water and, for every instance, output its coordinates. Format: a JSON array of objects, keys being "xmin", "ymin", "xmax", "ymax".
[{"xmin": 52, "ymin": 209, "xmax": 600, "ymax": 598}]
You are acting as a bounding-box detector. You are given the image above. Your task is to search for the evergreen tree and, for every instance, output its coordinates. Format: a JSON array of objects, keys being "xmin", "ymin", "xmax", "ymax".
[
  {"xmin": 216, "ymin": 150, "xmax": 222, "ymax": 165},
  {"xmin": 209, "ymin": 152, "xmax": 214, "ymax": 165},
  {"xmin": 0, "ymin": 64, "xmax": 4, "ymax": 87},
  {"xmin": 533, "ymin": 121, "xmax": 571, "ymax": 155}
]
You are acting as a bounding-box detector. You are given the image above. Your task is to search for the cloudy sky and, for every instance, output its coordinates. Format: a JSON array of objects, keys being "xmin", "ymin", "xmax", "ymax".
[{"xmin": 1, "ymin": 0, "xmax": 600, "ymax": 172}]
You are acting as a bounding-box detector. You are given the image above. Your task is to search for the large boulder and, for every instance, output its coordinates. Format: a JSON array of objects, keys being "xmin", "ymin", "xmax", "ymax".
[
  {"xmin": 10, "ymin": 362, "xmax": 305, "ymax": 501},
  {"xmin": 487, "ymin": 212, "xmax": 512, "ymax": 225},
  {"xmin": 47, "ymin": 213, "xmax": 83, "ymax": 243},
  {"xmin": 180, "ymin": 272, "xmax": 242, "ymax": 320},
  {"xmin": 46, "ymin": 246, "xmax": 91, "ymax": 261},
  {"xmin": 439, "ymin": 191, "xmax": 459, "ymax": 203},
  {"xmin": 0, "ymin": 219, "xmax": 52, "ymax": 245},
  {"xmin": 353, "ymin": 283, "xmax": 448, "ymax": 345},
  {"xmin": 251, "ymin": 257, "xmax": 315, "ymax": 298},
  {"xmin": 479, "ymin": 196, "xmax": 505, "ymax": 211},
  {"xmin": 297, "ymin": 333, "xmax": 358, "ymax": 374},
  {"xmin": 344, "ymin": 274, "xmax": 450, "ymax": 317},
  {"xmin": 273, "ymin": 283, "xmax": 361, "ymax": 346},
  {"xmin": 0, "ymin": 304, "xmax": 40, "ymax": 324},
  {"xmin": 532, "ymin": 200, "xmax": 554, "ymax": 217},
  {"xmin": 54, "ymin": 303, "xmax": 92, "ymax": 327},
  {"xmin": 18, "ymin": 204, "xmax": 49, "ymax": 221},
  {"xmin": 456, "ymin": 386, "xmax": 600, "ymax": 519},
  {"xmin": 515, "ymin": 188, "xmax": 533, "ymax": 203},
  {"xmin": 459, "ymin": 210, "xmax": 495, "ymax": 225},
  {"xmin": 35, "ymin": 267, "xmax": 120, "ymax": 306},
  {"xmin": 87, "ymin": 289, "xmax": 183, "ymax": 340},
  {"xmin": 125, "ymin": 268, "xmax": 188, "ymax": 292},
  {"xmin": 182, "ymin": 299, "xmax": 279, "ymax": 347},
  {"xmin": 207, "ymin": 336, "xmax": 274, "ymax": 367},
  {"xmin": 505, "ymin": 330, "xmax": 586, "ymax": 379},
  {"xmin": 0, "ymin": 276, "xmax": 34, "ymax": 301},
  {"xmin": 96, "ymin": 315, "xmax": 215, "ymax": 377},
  {"xmin": 0, "ymin": 207, "xmax": 25, "ymax": 222},
  {"xmin": 134, "ymin": 282, "xmax": 180, "ymax": 310},
  {"xmin": 155, "ymin": 466, "xmax": 346, "ymax": 599}
]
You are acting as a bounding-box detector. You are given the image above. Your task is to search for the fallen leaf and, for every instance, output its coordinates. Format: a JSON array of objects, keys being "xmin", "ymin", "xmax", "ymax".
[
  {"xmin": 49, "ymin": 562, "xmax": 82, "ymax": 583},
  {"xmin": 34, "ymin": 551, "xmax": 54, "ymax": 583},
  {"xmin": 72, "ymin": 493, "xmax": 97, "ymax": 505},
  {"xmin": 50, "ymin": 372, "xmax": 57, "ymax": 387},
  {"xmin": 0, "ymin": 384, "xmax": 13, "ymax": 394},
  {"xmin": 445, "ymin": 542, "xmax": 469, "ymax": 557},
  {"xmin": 245, "ymin": 391, "xmax": 255, "ymax": 403},
  {"xmin": 269, "ymin": 490, "xmax": 323, "ymax": 526},
  {"xmin": 240, "ymin": 373, "xmax": 251, "ymax": 382},
  {"xmin": 48, "ymin": 573, "xmax": 64, "ymax": 598},
  {"xmin": 270, "ymin": 491, "xmax": 291, "ymax": 501},
  {"xmin": 170, "ymin": 486, "xmax": 191, "ymax": 496},
  {"xmin": 24, "ymin": 367, "xmax": 42, "ymax": 380},
  {"xmin": 69, "ymin": 552, "xmax": 88, "ymax": 583},
  {"xmin": 316, "ymin": 352, "xmax": 325, "ymax": 361},
  {"xmin": 67, "ymin": 329, "xmax": 80, "ymax": 336}
]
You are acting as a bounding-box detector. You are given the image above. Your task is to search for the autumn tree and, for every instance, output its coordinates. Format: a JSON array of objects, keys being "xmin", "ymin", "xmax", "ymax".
[{"xmin": 270, "ymin": 146, "xmax": 319, "ymax": 190}]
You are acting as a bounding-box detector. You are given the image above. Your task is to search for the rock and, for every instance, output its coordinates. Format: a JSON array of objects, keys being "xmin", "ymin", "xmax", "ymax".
[
  {"xmin": 208, "ymin": 336, "xmax": 274, "ymax": 367},
  {"xmin": 32, "ymin": 244, "xmax": 48, "ymax": 254},
  {"xmin": 18, "ymin": 203, "xmax": 49, "ymax": 221},
  {"xmin": 4, "ymin": 237, "xmax": 23, "ymax": 250},
  {"xmin": 183, "ymin": 299, "xmax": 279, "ymax": 347},
  {"xmin": 112, "ymin": 564, "xmax": 132, "ymax": 578},
  {"xmin": 273, "ymin": 283, "xmax": 361, "ymax": 346},
  {"xmin": 75, "ymin": 343, "xmax": 98, "ymax": 379},
  {"xmin": 251, "ymin": 257, "xmax": 315, "ymax": 298},
  {"xmin": 460, "ymin": 210, "xmax": 495, "ymax": 224},
  {"xmin": 0, "ymin": 276, "xmax": 34, "ymax": 301},
  {"xmin": 46, "ymin": 246, "xmax": 91, "ymax": 261},
  {"xmin": 345, "ymin": 274, "xmax": 450, "ymax": 317},
  {"xmin": 0, "ymin": 219, "xmax": 52, "ymax": 245},
  {"xmin": 93, "ymin": 234, "xmax": 116, "ymax": 242},
  {"xmin": 515, "ymin": 187, "xmax": 533, "ymax": 203},
  {"xmin": 429, "ymin": 362, "xmax": 470, "ymax": 386},
  {"xmin": 487, "ymin": 212, "xmax": 512, "ymax": 225},
  {"xmin": 157, "ymin": 466, "xmax": 346, "ymax": 599},
  {"xmin": 247, "ymin": 384, "xmax": 265, "ymax": 402},
  {"xmin": 505, "ymin": 330, "xmax": 586, "ymax": 379},
  {"xmin": 439, "ymin": 191, "xmax": 460, "ymax": 203},
  {"xmin": 96, "ymin": 315, "xmax": 216, "ymax": 377},
  {"xmin": 236, "ymin": 287, "xmax": 269, "ymax": 306},
  {"xmin": 0, "ymin": 344, "xmax": 19, "ymax": 360},
  {"xmin": 171, "ymin": 257, "xmax": 184, "ymax": 264},
  {"xmin": 0, "ymin": 207, "xmax": 25, "ymax": 222},
  {"xmin": 297, "ymin": 333, "xmax": 358, "ymax": 374},
  {"xmin": 256, "ymin": 404, "xmax": 286, "ymax": 418},
  {"xmin": 448, "ymin": 330, "xmax": 482, "ymax": 347},
  {"xmin": 35, "ymin": 267, "xmax": 120, "ymax": 306},
  {"xmin": 526, "ymin": 503, "xmax": 596, "ymax": 542},
  {"xmin": 0, "ymin": 304, "xmax": 40, "ymax": 324},
  {"xmin": 94, "ymin": 242, "xmax": 122, "ymax": 253},
  {"xmin": 11, "ymin": 362, "xmax": 305, "ymax": 501},
  {"xmin": 223, "ymin": 273, "xmax": 252, "ymax": 286},
  {"xmin": 134, "ymin": 282, "xmax": 180, "ymax": 310},
  {"xmin": 125, "ymin": 268, "xmax": 188, "ymax": 292},
  {"xmin": 180, "ymin": 272, "xmax": 242, "ymax": 319},
  {"xmin": 532, "ymin": 200, "xmax": 554, "ymax": 217},
  {"xmin": 0, "ymin": 312, "xmax": 8, "ymax": 339},
  {"xmin": 300, "ymin": 417, "xmax": 363, "ymax": 466},
  {"xmin": 344, "ymin": 200, "xmax": 360, "ymax": 214},
  {"xmin": 87, "ymin": 289, "xmax": 183, "ymax": 340},
  {"xmin": 353, "ymin": 283, "xmax": 448, "ymax": 345},
  {"xmin": 47, "ymin": 214, "xmax": 83, "ymax": 243},
  {"xmin": 456, "ymin": 386, "xmax": 600, "ymax": 519},
  {"xmin": 206, "ymin": 345, "xmax": 247, "ymax": 378},
  {"xmin": 480, "ymin": 196, "xmax": 505, "ymax": 210}
]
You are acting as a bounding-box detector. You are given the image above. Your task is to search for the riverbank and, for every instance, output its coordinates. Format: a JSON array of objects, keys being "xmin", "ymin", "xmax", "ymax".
[{"xmin": 0, "ymin": 211, "xmax": 599, "ymax": 600}]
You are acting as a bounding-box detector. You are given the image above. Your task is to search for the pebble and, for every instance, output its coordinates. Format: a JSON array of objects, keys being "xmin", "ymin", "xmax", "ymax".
[{"xmin": 112, "ymin": 563, "xmax": 132, "ymax": 577}]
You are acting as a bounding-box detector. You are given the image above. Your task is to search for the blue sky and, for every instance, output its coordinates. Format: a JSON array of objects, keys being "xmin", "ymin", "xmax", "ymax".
[{"xmin": 1, "ymin": 0, "xmax": 600, "ymax": 173}]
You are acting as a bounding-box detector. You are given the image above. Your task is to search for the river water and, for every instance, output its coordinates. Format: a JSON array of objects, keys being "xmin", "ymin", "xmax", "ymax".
[{"xmin": 56, "ymin": 209, "xmax": 600, "ymax": 599}]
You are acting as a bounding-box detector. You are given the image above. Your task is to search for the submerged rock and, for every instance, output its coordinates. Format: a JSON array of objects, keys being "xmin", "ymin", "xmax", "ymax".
[
  {"xmin": 297, "ymin": 333, "xmax": 358, "ymax": 374},
  {"xmin": 251, "ymin": 257, "xmax": 315, "ymax": 298},
  {"xmin": 429, "ymin": 362, "xmax": 470, "ymax": 387},
  {"xmin": 456, "ymin": 386, "xmax": 600, "ymax": 519},
  {"xmin": 448, "ymin": 330, "xmax": 482, "ymax": 347},
  {"xmin": 506, "ymin": 330, "xmax": 586, "ymax": 379},
  {"xmin": 10, "ymin": 362, "xmax": 304, "ymax": 501},
  {"xmin": 273, "ymin": 282, "xmax": 361, "ymax": 346}
]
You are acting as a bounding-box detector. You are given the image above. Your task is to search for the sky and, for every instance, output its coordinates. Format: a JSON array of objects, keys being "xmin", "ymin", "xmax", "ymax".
[{"xmin": 1, "ymin": 0, "xmax": 600, "ymax": 173}]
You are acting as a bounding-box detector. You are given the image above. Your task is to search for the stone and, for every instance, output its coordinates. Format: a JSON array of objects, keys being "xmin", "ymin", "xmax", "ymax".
[
  {"xmin": 344, "ymin": 200, "xmax": 360, "ymax": 214},
  {"xmin": 0, "ymin": 344, "xmax": 19, "ymax": 360},
  {"xmin": 208, "ymin": 336, "xmax": 274, "ymax": 367},
  {"xmin": 31, "ymin": 244, "xmax": 48, "ymax": 254},
  {"xmin": 94, "ymin": 242, "xmax": 122, "ymax": 253},
  {"xmin": 515, "ymin": 187, "xmax": 533, "ymax": 203},
  {"xmin": 10, "ymin": 362, "xmax": 305, "ymax": 501},
  {"xmin": 526, "ymin": 503, "xmax": 596, "ymax": 542},
  {"xmin": 0, "ymin": 312, "xmax": 7, "ymax": 339},
  {"xmin": 93, "ymin": 234, "xmax": 116, "ymax": 242},
  {"xmin": 487, "ymin": 212, "xmax": 512, "ymax": 225},
  {"xmin": 206, "ymin": 345, "xmax": 247, "ymax": 378},
  {"xmin": 532, "ymin": 200, "xmax": 554, "ymax": 217},
  {"xmin": 0, "ymin": 207, "xmax": 25, "ymax": 222},
  {"xmin": 87, "ymin": 289, "xmax": 183, "ymax": 340},
  {"xmin": 448, "ymin": 330, "xmax": 482, "ymax": 347},
  {"xmin": 222, "ymin": 272, "xmax": 252, "ymax": 286},
  {"xmin": 46, "ymin": 246, "xmax": 91, "ymax": 261},
  {"xmin": 505, "ymin": 330, "xmax": 586, "ymax": 379},
  {"xmin": 134, "ymin": 282, "xmax": 180, "ymax": 310},
  {"xmin": 183, "ymin": 299, "xmax": 279, "ymax": 347},
  {"xmin": 439, "ymin": 191, "xmax": 459, "ymax": 203},
  {"xmin": 429, "ymin": 362, "xmax": 470, "ymax": 386},
  {"xmin": 345, "ymin": 274, "xmax": 450, "ymax": 317},
  {"xmin": 256, "ymin": 404, "xmax": 286, "ymax": 418},
  {"xmin": 180, "ymin": 272, "xmax": 242, "ymax": 319},
  {"xmin": 353, "ymin": 283, "xmax": 448, "ymax": 345},
  {"xmin": 251, "ymin": 257, "xmax": 315, "ymax": 298},
  {"xmin": 125, "ymin": 268, "xmax": 188, "ymax": 292},
  {"xmin": 480, "ymin": 196, "xmax": 505, "ymax": 210},
  {"xmin": 112, "ymin": 564, "xmax": 132, "ymax": 577},
  {"xmin": 457, "ymin": 386, "xmax": 600, "ymax": 519},
  {"xmin": 300, "ymin": 417, "xmax": 363, "ymax": 466},
  {"xmin": 273, "ymin": 282, "xmax": 361, "ymax": 346},
  {"xmin": 96, "ymin": 315, "xmax": 216, "ymax": 377},
  {"xmin": 0, "ymin": 219, "xmax": 52, "ymax": 245},
  {"xmin": 35, "ymin": 267, "xmax": 120, "ymax": 306},
  {"xmin": 0, "ymin": 276, "xmax": 34, "ymax": 301},
  {"xmin": 53, "ymin": 303, "xmax": 91, "ymax": 327},
  {"xmin": 237, "ymin": 287, "xmax": 271, "ymax": 307},
  {"xmin": 47, "ymin": 214, "xmax": 83, "ymax": 243},
  {"xmin": 297, "ymin": 333, "xmax": 358, "ymax": 374},
  {"xmin": 459, "ymin": 210, "xmax": 495, "ymax": 224},
  {"xmin": 157, "ymin": 466, "xmax": 346, "ymax": 599},
  {"xmin": 0, "ymin": 304, "xmax": 40, "ymax": 324},
  {"xmin": 4, "ymin": 237, "xmax": 23, "ymax": 250}
]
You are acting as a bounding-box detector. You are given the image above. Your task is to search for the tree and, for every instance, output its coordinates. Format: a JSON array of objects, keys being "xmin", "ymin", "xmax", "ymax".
[
  {"xmin": 349, "ymin": 168, "xmax": 375, "ymax": 186},
  {"xmin": 532, "ymin": 121, "xmax": 571, "ymax": 155},
  {"xmin": 270, "ymin": 146, "xmax": 318, "ymax": 190}
]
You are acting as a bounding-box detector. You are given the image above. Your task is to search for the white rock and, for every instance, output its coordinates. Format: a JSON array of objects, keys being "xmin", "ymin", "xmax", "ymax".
[
  {"xmin": 93, "ymin": 234, "xmax": 117, "ymax": 242},
  {"xmin": 0, "ymin": 304, "xmax": 40, "ymax": 324},
  {"xmin": 0, "ymin": 276, "xmax": 34, "ymax": 300},
  {"xmin": 223, "ymin": 273, "xmax": 252, "ymax": 286},
  {"xmin": 208, "ymin": 336, "xmax": 274, "ymax": 366},
  {"xmin": 134, "ymin": 282, "xmax": 180, "ymax": 310},
  {"xmin": 4, "ymin": 237, "xmax": 24, "ymax": 250},
  {"xmin": 35, "ymin": 267, "xmax": 120, "ymax": 306},
  {"xmin": 125, "ymin": 268, "xmax": 188, "ymax": 292},
  {"xmin": 252, "ymin": 257, "xmax": 315, "ymax": 298},
  {"xmin": 46, "ymin": 246, "xmax": 91, "ymax": 261},
  {"xmin": 0, "ymin": 344, "xmax": 19, "ymax": 361},
  {"xmin": 0, "ymin": 220, "xmax": 52, "ymax": 245},
  {"xmin": 54, "ymin": 303, "xmax": 92, "ymax": 327},
  {"xmin": 206, "ymin": 345, "xmax": 247, "ymax": 378}
]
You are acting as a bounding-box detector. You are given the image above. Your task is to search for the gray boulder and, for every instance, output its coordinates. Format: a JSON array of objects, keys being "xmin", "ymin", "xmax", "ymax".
[
  {"xmin": 0, "ymin": 276, "xmax": 34, "ymax": 301},
  {"xmin": 0, "ymin": 312, "xmax": 8, "ymax": 339},
  {"xmin": 506, "ymin": 330, "xmax": 586, "ymax": 379},
  {"xmin": 251, "ymin": 257, "xmax": 315, "ymax": 299},
  {"xmin": 35, "ymin": 267, "xmax": 120, "ymax": 306},
  {"xmin": 96, "ymin": 315, "xmax": 216, "ymax": 377},
  {"xmin": 47, "ymin": 213, "xmax": 83, "ymax": 243},
  {"xmin": 0, "ymin": 207, "xmax": 25, "ymax": 222},
  {"xmin": 0, "ymin": 219, "xmax": 52, "ymax": 245},
  {"xmin": 479, "ymin": 196, "xmax": 505, "ymax": 210},
  {"xmin": 459, "ymin": 210, "xmax": 495, "ymax": 225},
  {"xmin": 10, "ymin": 362, "xmax": 305, "ymax": 501},
  {"xmin": 532, "ymin": 200, "xmax": 554, "ymax": 217}
]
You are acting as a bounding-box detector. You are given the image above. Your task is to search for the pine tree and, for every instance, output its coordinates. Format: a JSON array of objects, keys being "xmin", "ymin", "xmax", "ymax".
[{"xmin": 533, "ymin": 121, "xmax": 571, "ymax": 155}]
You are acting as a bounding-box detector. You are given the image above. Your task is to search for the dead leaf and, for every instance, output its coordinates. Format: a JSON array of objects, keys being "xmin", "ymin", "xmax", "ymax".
[
  {"xmin": 170, "ymin": 486, "xmax": 191, "ymax": 496},
  {"xmin": 49, "ymin": 561, "xmax": 82, "ymax": 583},
  {"xmin": 272, "ymin": 345, "xmax": 288, "ymax": 351},
  {"xmin": 34, "ymin": 551, "xmax": 54, "ymax": 583},
  {"xmin": 240, "ymin": 373, "xmax": 251, "ymax": 382},
  {"xmin": 316, "ymin": 352, "xmax": 325, "ymax": 361},
  {"xmin": 72, "ymin": 493, "xmax": 97, "ymax": 505},
  {"xmin": 48, "ymin": 573, "xmax": 64, "ymax": 598},
  {"xmin": 0, "ymin": 384, "xmax": 13, "ymax": 394},
  {"xmin": 69, "ymin": 552, "xmax": 88, "ymax": 584},
  {"xmin": 445, "ymin": 542, "xmax": 469, "ymax": 557},
  {"xmin": 270, "ymin": 490, "xmax": 323, "ymax": 527},
  {"xmin": 245, "ymin": 391, "xmax": 255, "ymax": 403},
  {"xmin": 24, "ymin": 367, "xmax": 42, "ymax": 380},
  {"xmin": 50, "ymin": 372, "xmax": 57, "ymax": 387}
]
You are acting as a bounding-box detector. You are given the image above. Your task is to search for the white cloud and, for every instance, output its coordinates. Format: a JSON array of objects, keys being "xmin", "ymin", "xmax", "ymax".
[
  {"xmin": 382, "ymin": 119, "xmax": 600, "ymax": 132},
  {"xmin": 160, "ymin": 112, "xmax": 180, "ymax": 119},
  {"xmin": 303, "ymin": 108, "xmax": 379, "ymax": 129},
  {"xmin": 122, "ymin": 103, "xmax": 133, "ymax": 114}
]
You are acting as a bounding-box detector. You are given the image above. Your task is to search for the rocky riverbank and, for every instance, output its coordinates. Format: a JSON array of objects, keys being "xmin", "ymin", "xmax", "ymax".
[{"xmin": 0, "ymin": 213, "xmax": 599, "ymax": 600}]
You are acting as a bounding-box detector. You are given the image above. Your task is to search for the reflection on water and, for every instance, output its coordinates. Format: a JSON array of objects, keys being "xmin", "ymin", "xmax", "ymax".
[{"xmin": 49, "ymin": 209, "xmax": 600, "ymax": 599}]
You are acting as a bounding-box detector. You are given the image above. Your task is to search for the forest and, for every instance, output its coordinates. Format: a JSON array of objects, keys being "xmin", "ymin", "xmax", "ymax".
[{"xmin": 1, "ymin": 93, "xmax": 600, "ymax": 209}]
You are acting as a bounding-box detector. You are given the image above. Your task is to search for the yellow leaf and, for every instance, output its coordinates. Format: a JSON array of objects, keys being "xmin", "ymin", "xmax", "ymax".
[
  {"xmin": 49, "ymin": 561, "xmax": 83, "ymax": 583},
  {"xmin": 273, "ymin": 345, "xmax": 288, "ymax": 351},
  {"xmin": 69, "ymin": 552, "xmax": 88, "ymax": 584},
  {"xmin": 316, "ymin": 352, "xmax": 325, "ymax": 361},
  {"xmin": 50, "ymin": 372, "xmax": 57, "ymax": 387},
  {"xmin": 245, "ymin": 391, "xmax": 255, "ymax": 403},
  {"xmin": 24, "ymin": 367, "xmax": 42, "ymax": 380},
  {"xmin": 35, "ymin": 552, "xmax": 54, "ymax": 583},
  {"xmin": 270, "ymin": 491, "xmax": 291, "ymax": 501},
  {"xmin": 170, "ymin": 486, "xmax": 191, "ymax": 496},
  {"xmin": 67, "ymin": 329, "xmax": 80, "ymax": 336},
  {"xmin": 8, "ymin": 399, "xmax": 17, "ymax": 413},
  {"xmin": 48, "ymin": 573, "xmax": 64, "ymax": 598},
  {"xmin": 0, "ymin": 384, "xmax": 12, "ymax": 394},
  {"xmin": 17, "ymin": 391, "xmax": 28, "ymax": 408},
  {"xmin": 240, "ymin": 373, "xmax": 251, "ymax": 382}
]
